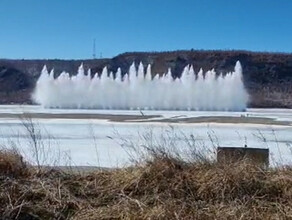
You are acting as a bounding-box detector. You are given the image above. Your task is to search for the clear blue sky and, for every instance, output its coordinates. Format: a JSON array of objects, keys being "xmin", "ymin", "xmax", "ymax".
[{"xmin": 0, "ymin": 0, "xmax": 292, "ymax": 59}]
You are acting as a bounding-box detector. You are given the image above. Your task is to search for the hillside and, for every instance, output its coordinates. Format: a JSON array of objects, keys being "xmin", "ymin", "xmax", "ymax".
[{"xmin": 0, "ymin": 50, "xmax": 292, "ymax": 108}]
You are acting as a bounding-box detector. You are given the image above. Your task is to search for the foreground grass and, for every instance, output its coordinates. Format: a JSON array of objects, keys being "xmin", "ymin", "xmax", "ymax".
[{"xmin": 0, "ymin": 149, "xmax": 292, "ymax": 219}]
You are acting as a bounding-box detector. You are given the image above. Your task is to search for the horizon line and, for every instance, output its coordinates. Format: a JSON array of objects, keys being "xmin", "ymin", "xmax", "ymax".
[{"xmin": 1, "ymin": 48, "xmax": 292, "ymax": 60}]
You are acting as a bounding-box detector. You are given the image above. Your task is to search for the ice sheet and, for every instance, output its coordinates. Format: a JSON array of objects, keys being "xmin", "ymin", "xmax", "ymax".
[{"xmin": 0, "ymin": 105, "xmax": 291, "ymax": 167}]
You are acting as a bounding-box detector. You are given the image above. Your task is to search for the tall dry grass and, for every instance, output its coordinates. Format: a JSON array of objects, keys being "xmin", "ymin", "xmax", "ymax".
[{"xmin": 0, "ymin": 148, "xmax": 291, "ymax": 219}]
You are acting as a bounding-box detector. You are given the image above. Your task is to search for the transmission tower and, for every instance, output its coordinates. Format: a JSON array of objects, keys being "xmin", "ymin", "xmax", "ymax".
[{"xmin": 92, "ymin": 38, "xmax": 96, "ymax": 59}]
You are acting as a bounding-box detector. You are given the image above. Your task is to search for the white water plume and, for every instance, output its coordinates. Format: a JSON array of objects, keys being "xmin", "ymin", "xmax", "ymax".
[{"xmin": 32, "ymin": 61, "xmax": 248, "ymax": 111}]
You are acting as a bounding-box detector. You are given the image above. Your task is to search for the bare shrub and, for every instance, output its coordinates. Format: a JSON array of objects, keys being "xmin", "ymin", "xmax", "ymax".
[
  {"xmin": 113, "ymin": 126, "xmax": 216, "ymax": 167},
  {"xmin": 20, "ymin": 114, "xmax": 64, "ymax": 170}
]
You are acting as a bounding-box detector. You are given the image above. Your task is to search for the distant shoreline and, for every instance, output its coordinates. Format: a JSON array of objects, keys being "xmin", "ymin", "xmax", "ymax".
[{"xmin": 1, "ymin": 112, "xmax": 290, "ymax": 126}]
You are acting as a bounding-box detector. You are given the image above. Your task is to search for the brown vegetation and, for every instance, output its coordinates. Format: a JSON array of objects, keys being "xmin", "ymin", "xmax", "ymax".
[
  {"xmin": 0, "ymin": 150, "xmax": 292, "ymax": 219},
  {"xmin": 0, "ymin": 149, "xmax": 29, "ymax": 177}
]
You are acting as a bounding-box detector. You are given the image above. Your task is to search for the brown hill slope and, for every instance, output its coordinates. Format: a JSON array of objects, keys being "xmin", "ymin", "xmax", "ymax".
[{"xmin": 0, "ymin": 50, "xmax": 292, "ymax": 107}]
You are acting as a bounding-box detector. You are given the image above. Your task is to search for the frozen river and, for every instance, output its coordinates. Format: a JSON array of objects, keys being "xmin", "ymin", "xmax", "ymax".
[{"xmin": 0, "ymin": 105, "xmax": 291, "ymax": 167}]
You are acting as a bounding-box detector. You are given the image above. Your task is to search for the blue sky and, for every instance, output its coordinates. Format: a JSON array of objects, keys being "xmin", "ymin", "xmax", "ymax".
[{"xmin": 0, "ymin": 0, "xmax": 292, "ymax": 59}]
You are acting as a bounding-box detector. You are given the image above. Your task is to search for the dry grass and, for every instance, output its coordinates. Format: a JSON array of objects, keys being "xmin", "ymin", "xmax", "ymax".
[
  {"xmin": 0, "ymin": 150, "xmax": 292, "ymax": 219},
  {"xmin": 0, "ymin": 149, "xmax": 29, "ymax": 178}
]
